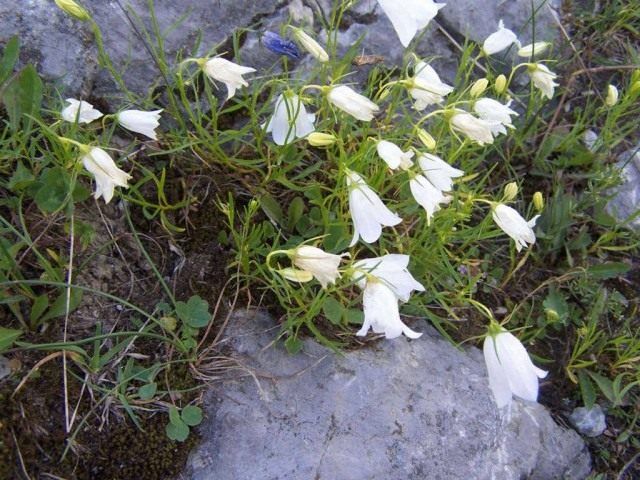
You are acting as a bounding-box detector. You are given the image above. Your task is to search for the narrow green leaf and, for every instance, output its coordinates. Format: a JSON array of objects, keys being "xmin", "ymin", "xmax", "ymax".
[
  {"xmin": 2, "ymin": 64, "xmax": 43, "ymax": 131},
  {"xmin": 0, "ymin": 327, "xmax": 23, "ymax": 352},
  {"xmin": 29, "ymin": 294, "xmax": 49, "ymax": 324},
  {"xmin": 587, "ymin": 262, "xmax": 631, "ymax": 280},
  {"xmin": 40, "ymin": 287, "xmax": 83, "ymax": 322},
  {"xmin": 322, "ymin": 296, "xmax": 344, "ymax": 325},
  {"xmin": 0, "ymin": 36, "xmax": 19, "ymax": 85},
  {"xmin": 577, "ymin": 370, "xmax": 596, "ymax": 409},
  {"xmin": 138, "ymin": 382, "xmax": 157, "ymax": 401}
]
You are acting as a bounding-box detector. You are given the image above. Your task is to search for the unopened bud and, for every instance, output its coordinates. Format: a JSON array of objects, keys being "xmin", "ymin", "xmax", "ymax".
[
  {"xmin": 416, "ymin": 128, "xmax": 436, "ymax": 150},
  {"xmin": 517, "ymin": 42, "xmax": 550, "ymax": 58},
  {"xmin": 55, "ymin": 0, "xmax": 91, "ymax": 21},
  {"xmin": 307, "ymin": 132, "xmax": 337, "ymax": 147},
  {"xmin": 533, "ymin": 191, "xmax": 544, "ymax": 211},
  {"xmin": 470, "ymin": 78, "xmax": 489, "ymax": 98},
  {"xmin": 605, "ymin": 84, "xmax": 619, "ymax": 106},
  {"xmin": 278, "ymin": 268, "xmax": 313, "ymax": 283},
  {"xmin": 494, "ymin": 74, "xmax": 507, "ymax": 95},
  {"xmin": 545, "ymin": 308, "xmax": 560, "ymax": 322},
  {"xmin": 631, "ymin": 81, "xmax": 640, "ymax": 95},
  {"xmin": 503, "ymin": 182, "xmax": 518, "ymax": 201},
  {"xmin": 290, "ymin": 27, "xmax": 329, "ymax": 63}
]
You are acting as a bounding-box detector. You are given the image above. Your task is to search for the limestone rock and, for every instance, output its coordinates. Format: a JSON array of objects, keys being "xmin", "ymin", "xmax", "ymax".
[
  {"xmin": 607, "ymin": 143, "xmax": 640, "ymax": 230},
  {"xmin": 0, "ymin": 1, "xmax": 561, "ymax": 106},
  {"xmin": 185, "ymin": 310, "xmax": 591, "ymax": 480}
]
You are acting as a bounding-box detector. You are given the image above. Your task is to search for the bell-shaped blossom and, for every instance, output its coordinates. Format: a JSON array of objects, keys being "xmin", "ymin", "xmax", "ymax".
[
  {"xmin": 291, "ymin": 245, "xmax": 346, "ymax": 288},
  {"xmin": 517, "ymin": 42, "xmax": 550, "ymax": 58},
  {"xmin": 417, "ymin": 153, "xmax": 464, "ymax": 192},
  {"xmin": 346, "ymin": 169, "xmax": 402, "ymax": 246},
  {"xmin": 291, "ymin": 27, "xmax": 329, "ymax": 62},
  {"xmin": 117, "ymin": 109, "xmax": 162, "ymax": 140},
  {"xmin": 262, "ymin": 31, "xmax": 300, "ymax": 60},
  {"xmin": 473, "ymin": 98, "xmax": 518, "ymax": 136},
  {"xmin": 492, "ymin": 203, "xmax": 540, "ymax": 252},
  {"xmin": 352, "ymin": 254, "xmax": 425, "ymax": 339},
  {"xmin": 409, "ymin": 62, "xmax": 454, "ymax": 110},
  {"xmin": 327, "ymin": 85, "xmax": 379, "ymax": 121},
  {"xmin": 376, "ymin": 140, "xmax": 414, "ymax": 170},
  {"xmin": 61, "ymin": 98, "xmax": 103, "ymax": 124},
  {"xmin": 527, "ymin": 63, "xmax": 558, "ymax": 100},
  {"xmin": 483, "ymin": 20, "xmax": 518, "ymax": 56},
  {"xmin": 265, "ymin": 93, "xmax": 315, "ymax": 145},
  {"xmin": 201, "ymin": 57, "xmax": 256, "ymax": 100},
  {"xmin": 81, "ymin": 147, "xmax": 131, "ymax": 204},
  {"xmin": 409, "ymin": 174, "xmax": 447, "ymax": 224},
  {"xmin": 377, "ymin": 0, "xmax": 446, "ymax": 47},
  {"xmin": 483, "ymin": 327, "xmax": 548, "ymax": 408},
  {"xmin": 450, "ymin": 110, "xmax": 496, "ymax": 145}
]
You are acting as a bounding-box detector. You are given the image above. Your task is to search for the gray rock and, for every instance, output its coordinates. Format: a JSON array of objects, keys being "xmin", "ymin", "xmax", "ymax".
[
  {"xmin": 607, "ymin": 143, "xmax": 640, "ymax": 230},
  {"xmin": 569, "ymin": 404, "xmax": 607, "ymax": 437},
  {"xmin": 185, "ymin": 310, "xmax": 591, "ymax": 480},
  {"xmin": 1, "ymin": 0, "xmax": 561, "ymax": 107},
  {"xmin": 0, "ymin": 0, "xmax": 97, "ymax": 97}
]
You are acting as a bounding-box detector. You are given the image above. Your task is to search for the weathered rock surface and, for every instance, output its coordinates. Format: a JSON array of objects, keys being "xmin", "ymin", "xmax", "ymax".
[
  {"xmin": 0, "ymin": 0, "xmax": 560, "ymax": 106},
  {"xmin": 607, "ymin": 143, "xmax": 640, "ymax": 230},
  {"xmin": 185, "ymin": 310, "xmax": 591, "ymax": 480}
]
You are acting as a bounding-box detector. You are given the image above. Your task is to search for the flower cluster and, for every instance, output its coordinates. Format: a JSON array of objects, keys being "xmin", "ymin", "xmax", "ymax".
[{"xmin": 55, "ymin": 0, "xmax": 559, "ymax": 411}]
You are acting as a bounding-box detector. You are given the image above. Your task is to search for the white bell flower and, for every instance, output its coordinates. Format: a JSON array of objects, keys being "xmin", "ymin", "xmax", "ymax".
[
  {"xmin": 483, "ymin": 326, "xmax": 548, "ymax": 408},
  {"xmin": 409, "ymin": 62, "xmax": 454, "ymax": 110},
  {"xmin": 492, "ymin": 203, "xmax": 540, "ymax": 252},
  {"xmin": 201, "ymin": 57, "xmax": 256, "ymax": 100},
  {"xmin": 327, "ymin": 85, "xmax": 379, "ymax": 121},
  {"xmin": 81, "ymin": 147, "xmax": 132, "ymax": 204},
  {"xmin": 346, "ymin": 169, "xmax": 402, "ymax": 246},
  {"xmin": 473, "ymin": 98, "xmax": 518, "ymax": 136},
  {"xmin": 409, "ymin": 174, "xmax": 447, "ymax": 224},
  {"xmin": 352, "ymin": 254, "xmax": 425, "ymax": 339},
  {"xmin": 376, "ymin": 140, "xmax": 415, "ymax": 170},
  {"xmin": 450, "ymin": 110, "xmax": 496, "ymax": 145},
  {"xmin": 61, "ymin": 98, "xmax": 103, "ymax": 124},
  {"xmin": 417, "ymin": 153, "xmax": 464, "ymax": 192},
  {"xmin": 527, "ymin": 63, "xmax": 558, "ymax": 100},
  {"xmin": 483, "ymin": 20, "xmax": 518, "ymax": 55},
  {"xmin": 117, "ymin": 109, "xmax": 163, "ymax": 140},
  {"xmin": 265, "ymin": 93, "xmax": 315, "ymax": 145},
  {"xmin": 291, "ymin": 245, "xmax": 346, "ymax": 288},
  {"xmin": 377, "ymin": 0, "xmax": 446, "ymax": 48}
]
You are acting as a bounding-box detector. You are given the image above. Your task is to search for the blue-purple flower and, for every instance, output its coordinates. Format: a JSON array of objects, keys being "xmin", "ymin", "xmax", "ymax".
[{"xmin": 262, "ymin": 31, "xmax": 300, "ymax": 60}]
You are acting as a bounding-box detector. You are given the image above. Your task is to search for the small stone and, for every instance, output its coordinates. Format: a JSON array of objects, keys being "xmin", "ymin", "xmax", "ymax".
[{"xmin": 569, "ymin": 404, "xmax": 607, "ymax": 437}]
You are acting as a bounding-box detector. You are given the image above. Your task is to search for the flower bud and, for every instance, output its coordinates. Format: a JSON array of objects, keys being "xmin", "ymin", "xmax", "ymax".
[
  {"xmin": 290, "ymin": 27, "xmax": 329, "ymax": 63},
  {"xmin": 416, "ymin": 128, "xmax": 436, "ymax": 150},
  {"xmin": 605, "ymin": 84, "xmax": 619, "ymax": 106},
  {"xmin": 631, "ymin": 81, "xmax": 640, "ymax": 95},
  {"xmin": 517, "ymin": 42, "xmax": 550, "ymax": 58},
  {"xmin": 545, "ymin": 308, "xmax": 560, "ymax": 322},
  {"xmin": 470, "ymin": 78, "xmax": 489, "ymax": 98},
  {"xmin": 55, "ymin": 0, "xmax": 90, "ymax": 21},
  {"xmin": 307, "ymin": 132, "xmax": 337, "ymax": 147},
  {"xmin": 533, "ymin": 191, "xmax": 544, "ymax": 211},
  {"xmin": 278, "ymin": 267, "xmax": 313, "ymax": 283},
  {"xmin": 494, "ymin": 74, "xmax": 507, "ymax": 94},
  {"xmin": 503, "ymin": 182, "xmax": 518, "ymax": 201}
]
